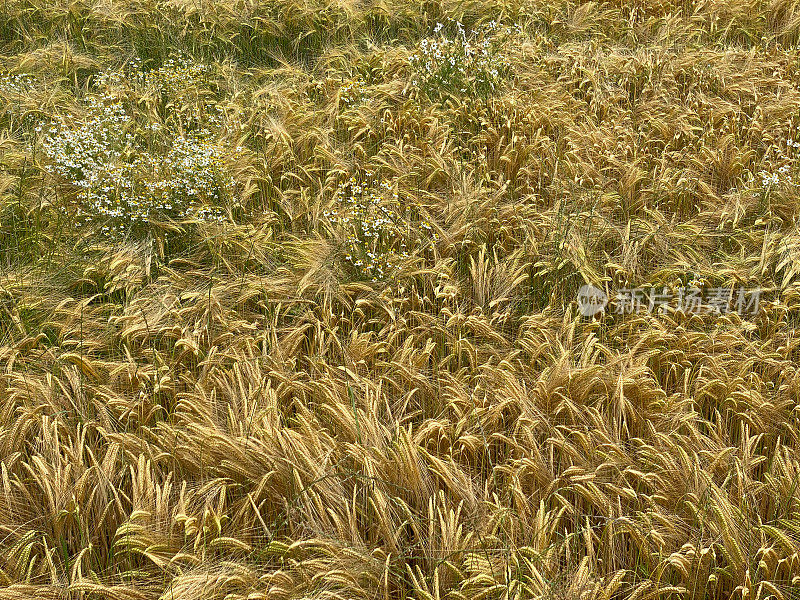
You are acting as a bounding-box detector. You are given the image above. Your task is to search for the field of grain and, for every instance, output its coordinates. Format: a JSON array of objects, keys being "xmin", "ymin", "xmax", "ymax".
[{"xmin": 2, "ymin": 1, "xmax": 800, "ymax": 598}]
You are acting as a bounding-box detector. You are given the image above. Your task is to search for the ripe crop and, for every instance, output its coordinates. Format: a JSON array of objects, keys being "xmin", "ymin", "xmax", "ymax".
[{"xmin": 1, "ymin": 1, "xmax": 800, "ymax": 599}]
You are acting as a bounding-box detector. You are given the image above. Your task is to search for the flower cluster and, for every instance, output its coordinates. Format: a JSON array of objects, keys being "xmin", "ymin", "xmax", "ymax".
[
  {"xmin": 757, "ymin": 137, "xmax": 800, "ymax": 191},
  {"xmin": 189, "ymin": 204, "xmax": 228, "ymax": 224},
  {"xmin": 408, "ymin": 19, "xmax": 520, "ymax": 99},
  {"xmin": 339, "ymin": 79, "xmax": 367, "ymax": 107},
  {"xmin": 38, "ymin": 59, "xmax": 238, "ymax": 240},
  {"xmin": 125, "ymin": 55, "xmax": 211, "ymax": 96},
  {"xmin": 324, "ymin": 172, "xmax": 437, "ymax": 281},
  {"xmin": 0, "ymin": 73, "xmax": 36, "ymax": 96},
  {"xmin": 106, "ymin": 56, "xmax": 225, "ymax": 135}
]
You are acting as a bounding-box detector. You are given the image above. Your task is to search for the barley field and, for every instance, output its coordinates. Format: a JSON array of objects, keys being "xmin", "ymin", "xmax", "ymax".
[{"xmin": 2, "ymin": 1, "xmax": 800, "ymax": 598}]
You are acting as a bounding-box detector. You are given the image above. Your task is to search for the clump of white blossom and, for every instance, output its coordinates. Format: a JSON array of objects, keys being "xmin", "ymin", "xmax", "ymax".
[
  {"xmin": 324, "ymin": 172, "xmax": 438, "ymax": 281},
  {"xmin": 0, "ymin": 72, "xmax": 40, "ymax": 128},
  {"xmin": 37, "ymin": 57, "xmax": 238, "ymax": 240},
  {"xmin": 128, "ymin": 55, "xmax": 210, "ymax": 95},
  {"xmin": 408, "ymin": 18, "xmax": 520, "ymax": 99},
  {"xmin": 0, "ymin": 73, "xmax": 36, "ymax": 96},
  {"xmin": 756, "ymin": 137, "xmax": 800, "ymax": 191},
  {"xmin": 339, "ymin": 79, "xmax": 367, "ymax": 107}
]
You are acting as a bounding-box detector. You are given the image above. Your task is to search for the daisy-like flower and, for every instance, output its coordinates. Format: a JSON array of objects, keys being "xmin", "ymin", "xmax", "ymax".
[
  {"xmin": 325, "ymin": 172, "xmax": 438, "ymax": 282},
  {"xmin": 408, "ymin": 17, "xmax": 518, "ymax": 100},
  {"xmin": 39, "ymin": 57, "xmax": 238, "ymax": 241}
]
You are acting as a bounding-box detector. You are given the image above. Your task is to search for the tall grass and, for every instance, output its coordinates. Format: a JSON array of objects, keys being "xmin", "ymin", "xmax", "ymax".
[{"xmin": 1, "ymin": 0, "xmax": 800, "ymax": 598}]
